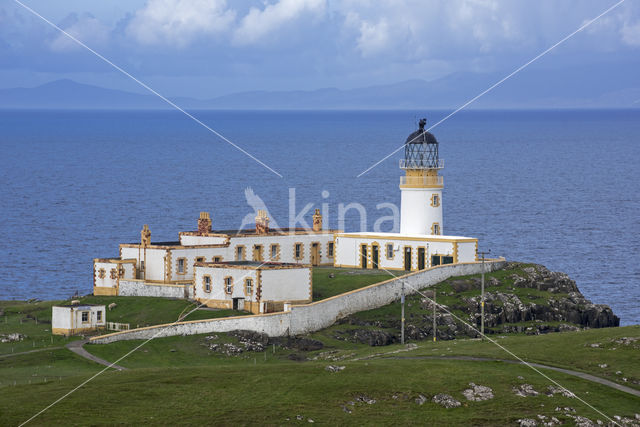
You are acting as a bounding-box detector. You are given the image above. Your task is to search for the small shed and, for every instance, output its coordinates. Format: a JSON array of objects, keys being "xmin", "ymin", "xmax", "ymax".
[{"xmin": 52, "ymin": 304, "xmax": 106, "ymax": 336}]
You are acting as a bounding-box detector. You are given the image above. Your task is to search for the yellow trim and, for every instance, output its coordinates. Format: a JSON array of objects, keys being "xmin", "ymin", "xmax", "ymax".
[
  {"xmin": 310, "ymin": 241, "xmax": 321, "ymax": 266},
  {"xmin": 403, "ymin": 245, "xmax": 413, "ymax": 270},
  {"xmin": 417, "ymin": 246, "xmax": 427, "ymax": 270},
  {"xmin": 370, "ymin": 241, "xmax": 380, "ymax": 269},
  {"xmin": 431, "ymin": 223, "xmax": 441, "ymax": 235},
  {"xmin": 337, "ymin": 233, "xmax": 477, "ymax": 243},
  {"xmin": 293, "ymin": 242, "xmax": 304, "ymax": 261},
  {"xmin": 93, "ymin": 287, "xmax": 118, "ymax": 296},
  {"xmin": 453, "ymin": 242, "xmax": 459, "ymax": 264}
]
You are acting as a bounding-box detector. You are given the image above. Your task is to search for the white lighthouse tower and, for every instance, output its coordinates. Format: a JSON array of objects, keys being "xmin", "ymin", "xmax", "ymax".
[{"xmin": 400, "ymin": 118, "xmax": 444, "ymax": 235}]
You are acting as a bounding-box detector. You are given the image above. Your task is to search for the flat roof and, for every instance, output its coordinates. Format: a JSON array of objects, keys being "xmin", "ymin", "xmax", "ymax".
[
  {"xmin": 337, "ymin": 232, "xmax": 476, "ymax": 240},
  {"xmin": 55, "ymin": 304, "xmax": 105, "ymax": 309},
  {"xmin": 201, "ymin": 261, "xmax": 308, "ymax": 269}
]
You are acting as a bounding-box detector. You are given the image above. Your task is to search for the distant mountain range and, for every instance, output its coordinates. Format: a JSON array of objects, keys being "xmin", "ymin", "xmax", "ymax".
[{"xmin": 1, "ymin": 66, "xmax": 639, "ymax": 110}]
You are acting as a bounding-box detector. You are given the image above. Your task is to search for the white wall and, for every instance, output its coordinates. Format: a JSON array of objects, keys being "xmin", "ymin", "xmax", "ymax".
[
  {"xmin": 260, "ymin": 268, "xmax": 311, "ymax": 302},
  {"xmin": 400, "ymin": 187, "xmax": 443, "ymax": 235},
  {"xmin": 53, "ymin": 305, "xmax": 106, "ymax": 331},
  {"xmin": 119, "ymin": 280, "xmax": 191, "ymax": 299},
  {"xmin": 179, "ymin": 235, "xmax": 228, "ymax": 246},
  {"xmin": 90, "ymin": 260, "xmax": 506, "ymax": 343},
  {"xmin": 194, "ymin": 267, "xmax": 258, "ymax": 303},
  {"xmin": 335, "ymin": 234, "xmax": 471, "ymax": 270}
]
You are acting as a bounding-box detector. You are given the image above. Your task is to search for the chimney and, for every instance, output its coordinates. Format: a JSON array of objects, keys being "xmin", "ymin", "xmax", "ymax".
[
  {"xmin": 198, "ymin": 212, "xmax": 212, "ymax": 235},
  {"xmin": 255, "ymin": 210, "xmax": 269, "ymax": 234},
  {"xmin": 141, "ymin": 224, "xmax": 151, "ymax": 247},
  {"xmin": 312, "ymin": 209, "xmax": 322, "ymax": 231}
]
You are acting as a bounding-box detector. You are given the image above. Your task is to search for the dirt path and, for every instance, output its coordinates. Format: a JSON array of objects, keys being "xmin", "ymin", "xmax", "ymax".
[
  {"xmin": 392, "ymin": 355, "xmax": 640, "ymax": 398},
  {"xmin": 65, "ymin": 340, "xmax": 127, "ymax": 371},
  {"xmin": 0, "ymin": 346, "xmax": 63, "ymax": 358}
]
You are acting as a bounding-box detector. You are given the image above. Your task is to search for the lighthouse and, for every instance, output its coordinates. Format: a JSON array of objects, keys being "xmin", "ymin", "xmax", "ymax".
[{"xmin": 400, "ymin": 118, "xmax": 444, "ymax": 235}]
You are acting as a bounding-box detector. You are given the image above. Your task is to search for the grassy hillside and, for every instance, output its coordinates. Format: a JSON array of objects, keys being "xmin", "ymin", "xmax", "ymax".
[{"xmin": 1, "ymin": 265, "xmax": 637, "ymax": 425}]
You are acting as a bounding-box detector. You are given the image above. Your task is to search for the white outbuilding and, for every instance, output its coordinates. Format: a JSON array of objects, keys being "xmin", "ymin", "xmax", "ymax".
[
  {"xmin": 52, "ymin": 304, "xmax": 106, "ymax": 336},
  {"xmin": 193, "ymin": 261, "xmax": 312, "ymax": 314}
]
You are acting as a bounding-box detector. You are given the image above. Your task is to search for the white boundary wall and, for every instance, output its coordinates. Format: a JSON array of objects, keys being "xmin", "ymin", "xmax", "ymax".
[
  {"xmin": 90, "ymin": 260, "xmax": 505, "ymax": 344},
  {"xmin": 119, "ymin": 280, "xmax": 193, "ymax": 299}
]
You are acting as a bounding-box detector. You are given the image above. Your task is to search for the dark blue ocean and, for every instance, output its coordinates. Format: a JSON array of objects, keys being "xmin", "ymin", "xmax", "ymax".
[{"xmin": 0, "ymin": 109, "xmax": 638, "ymax": 325}]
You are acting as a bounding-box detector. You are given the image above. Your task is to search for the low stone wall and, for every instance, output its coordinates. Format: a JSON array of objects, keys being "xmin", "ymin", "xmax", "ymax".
[
  {"xmin": 119, "ymin": 280, "xmax": 193, "ymax": 299},
  {"xmin": 91, "ymin": 259, "xmax": 505, "ymax": 344}
]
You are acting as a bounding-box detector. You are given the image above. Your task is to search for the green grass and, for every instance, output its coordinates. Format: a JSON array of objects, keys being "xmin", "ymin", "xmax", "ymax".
[
  {"xmin": 1, "ymin": 357, "xmax": 637, "ymax": 426},
  {"xmin": 312, "ymin": 267, "xmax": 394, "ymax": 300}
]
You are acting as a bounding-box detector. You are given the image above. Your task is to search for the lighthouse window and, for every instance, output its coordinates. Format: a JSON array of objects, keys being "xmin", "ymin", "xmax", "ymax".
[
  {"xmin": 386, "ymin": 244, "xmax": 394, "ymax": 259},
  {"xmin": 432, "ymin": 223, "xmax": 440, "ymax": 235},
  {"xmin": 431, "ymin": 194, "xmax": 440, "ymax": 207}
]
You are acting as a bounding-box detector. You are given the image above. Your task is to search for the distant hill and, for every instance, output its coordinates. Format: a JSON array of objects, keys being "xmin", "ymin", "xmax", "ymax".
[{"xmin": 1, "ymin": 66, "xmax": 639, "ymax": 110}]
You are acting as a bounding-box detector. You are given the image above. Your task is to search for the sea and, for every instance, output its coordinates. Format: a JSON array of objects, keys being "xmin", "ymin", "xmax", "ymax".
[{"xmin": 0, "ymin": 109, "xmax": 638, "ymax": 325}]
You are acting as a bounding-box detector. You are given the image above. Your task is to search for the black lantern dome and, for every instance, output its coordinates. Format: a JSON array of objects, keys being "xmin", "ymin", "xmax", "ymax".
[{"xmin": 402, "ymin": 118, "xmax": 441, "ymax": 169}]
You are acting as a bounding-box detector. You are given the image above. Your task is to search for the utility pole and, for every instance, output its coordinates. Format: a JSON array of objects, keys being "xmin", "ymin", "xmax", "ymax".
[
  {"xmin": 401, "ymin": 281, "xmax": 405, "ymax": 345},
  {"xmin": 433, "ymin": 288, "xmax": 436, "ymax": 342},
  {"xmin": 478, "ymin": 250, "xmax": 491, "ymax": 340}
]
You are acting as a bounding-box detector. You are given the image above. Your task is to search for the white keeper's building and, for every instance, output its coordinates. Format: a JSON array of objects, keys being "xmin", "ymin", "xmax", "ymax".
[{"xmin": 92, "ymin": 118, "xmax": 478, "ymax": 312}]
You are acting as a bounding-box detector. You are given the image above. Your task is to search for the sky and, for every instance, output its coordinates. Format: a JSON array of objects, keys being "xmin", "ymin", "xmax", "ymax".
[{"xmin": 0, "ymin": 0, "xmax": 639, "ymax": 98}]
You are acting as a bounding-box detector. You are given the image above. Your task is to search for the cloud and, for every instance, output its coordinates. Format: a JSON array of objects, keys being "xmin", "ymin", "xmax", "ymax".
[
  {"xmin": 48, "ymin": 13, "xmax": 110, "ymax": 52},
  {"xmin": 621, "ymin": 20, "xmax": 640, "ymax": 46},
  {"xmin": 233, "ymin": 0, "xmax": 326, "ymax": 45},
  {"xmin": 126, "ymin": 0, "xmax": 236, "ymax": 48}
]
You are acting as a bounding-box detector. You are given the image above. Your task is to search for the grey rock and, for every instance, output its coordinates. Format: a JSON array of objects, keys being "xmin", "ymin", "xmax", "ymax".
[
  {"xmin": 432, "ymin": 393, "xmax": 461, "ymax": 408},
  {"xmin": 513, "ymin": 384, "xmax": 539, "ymax": 397},
  {"xmin": 462, "ymin": 382, "xmax": 494, "ymax": 401},
  {"xmin": 415, "ymin": 394, "xmax": 427, "ymax": 405},
  {"xmin": 324, "ymin": 365, "xmax": 345, "ymax": 373}
]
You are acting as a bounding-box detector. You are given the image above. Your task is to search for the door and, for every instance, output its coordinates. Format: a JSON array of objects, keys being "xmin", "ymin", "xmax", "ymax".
[
  {"xmin": 361, "ymin": 244, "xmax": 368, "ymax": 269},
  {"xmin": 253, "ymin": 245, "xmax": 263, "ymax": 261},
  {"xmin": 404, "ymin": 247, "xmax": 412, "ymax": 271},
  {"xmin": 311, "ymin": 242, "xmax": 320, "ymax": 266},
  {"xmin": 418, "ymin": 247, "xmax": 425, "ymax": 270},
  {"xmin": 372, "ymin": 245, "xmax": 379, "ymax": 269}
]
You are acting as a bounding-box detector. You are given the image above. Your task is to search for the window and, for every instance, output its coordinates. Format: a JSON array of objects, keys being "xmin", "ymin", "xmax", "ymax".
[
  {"xmin": 431, "ymin": 193, "xmax": 440, "ymax": 207},
  {"xmin": 213, "ymin": 256, "xmax": 221, "ymax": 262},
  {"xmin": 196, "ymin": 257, "xmax": 204, "ymax": 263},
  {"xmin": 98, "ymin": 268, "xmax": 106, "ymax": 279},
  {"xmin": 235, "ymin": 246, "xmax": 245, "ymax": 261},
  {"xmin": 432, "ymin": 223, "xmax": 440, "ymax": 235},
  {"xmin": 118, "ymin": 266, "xmax": 125, "ymax": 278},
  {"xmin": 203, "ymin": 275, "xmax": 211, "ymax": 292},
  {"xmin": 81, "ymin": 311, "xmax": 89, "ymax": 323},
  {"xmin": 110, "ymin": 268, "xmax": 117, "ymax": 280},
  {"xmin": 140, "ymin": 261, "xmax": 145, "ymax": 271},
  {"xmin": 327, "ymin": 242, "xmax": 334, "ymax": 258},
  {"xmin": 177, "ymin": 258, "xmax": 186, "ymax": 274},
  {"xmin": 245, "ymin": 278, "xmax": 253, "ymax": 295},
  {"xmin": 96, "ymin": 311, "xmax": 102, "ymax": 322},
  {"xmin": 442, "ymin": 256, "xmax": 454, "ymax": 265},
  {"xmin": 294, "ymin": 243, "xmax": 303, "ymax": 260},
  {"xmin": 224, "ymin": 277, "xmax": 233, "ymax": 294},
  {"xmin": 386, "ymin": 243, "xmax": 394, "ymax": 259},
  {"xmin": 270, "ymin": 244, "xmax": 280, "ymax": 260}
]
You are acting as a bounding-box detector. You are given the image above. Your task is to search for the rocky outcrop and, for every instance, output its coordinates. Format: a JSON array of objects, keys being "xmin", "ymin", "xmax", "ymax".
[
  {"xmin": 334, "ymin": 262, "xmax": 619, "ymax": 345},
  {"xmin": 463, "ymin": 263, "xmax": 619, "ymax": 329}
]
